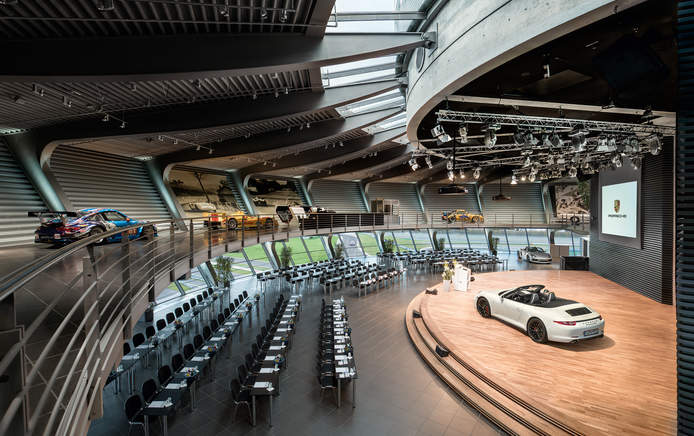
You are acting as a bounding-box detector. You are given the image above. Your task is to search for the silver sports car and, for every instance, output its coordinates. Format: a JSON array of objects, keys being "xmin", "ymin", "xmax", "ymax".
[{"xmin": 517, "ymin": 246, "xmax": 552, "ymax": 264}]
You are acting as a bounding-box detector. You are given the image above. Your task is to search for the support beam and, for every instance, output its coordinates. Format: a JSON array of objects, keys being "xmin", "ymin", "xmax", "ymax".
[
  {"xmin": 310, "ymin": 144, "xmax": 414, "ymax": 181},
  {"xmin": 305, "ymin": 0, "xmax": 337, "ymax": 37},
  {"xmin": 0, "ymin": 33, "xmax": 427, "ymax": 82},
  {"xmin": 160, "ymin": 105, "xmax": 402, "ymax": 167},
  {"xmin": 239, "ymin": 122, "xmax": 405, "ymax": 176}
]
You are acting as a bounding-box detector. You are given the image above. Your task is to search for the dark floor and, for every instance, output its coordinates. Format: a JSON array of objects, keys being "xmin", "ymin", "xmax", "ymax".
[{"xmin": 87, "ymin": 262, "xmax": 555, "ymax": 436}]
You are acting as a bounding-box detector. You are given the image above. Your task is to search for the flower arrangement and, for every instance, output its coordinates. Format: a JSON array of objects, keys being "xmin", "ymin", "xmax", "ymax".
[
  {"xmin": 237, "ymin": 312, "xmax": 244, "ymax": 320},
  {"xmin": 245, "ymin": 301, "xmax": 253, "ymax": 310},
  {"xmin": 184, "ymin": 368, "xmax": 199, "ymax": 377},
  {"xmin": 173, "ymin": 319, "xmax": 183, "ymax": 329},
  {"xmin": 442, "ymin": 260, "xmax": 456, "ymax": 281},
  {"xmin": 206, "ymin": 345, "xmax": 218, "ymax": 353}
]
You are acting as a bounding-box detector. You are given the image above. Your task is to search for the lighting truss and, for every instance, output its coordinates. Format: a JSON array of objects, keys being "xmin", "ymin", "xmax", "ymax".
[{"xmin": 435, "ymin": 110, "xmax": 675, "ymax": 136}]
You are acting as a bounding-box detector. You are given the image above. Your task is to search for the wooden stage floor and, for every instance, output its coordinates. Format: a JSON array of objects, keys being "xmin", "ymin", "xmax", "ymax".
[{"xmin": 420, "ymin": 270, "xmax": 676, "ymax": 435}]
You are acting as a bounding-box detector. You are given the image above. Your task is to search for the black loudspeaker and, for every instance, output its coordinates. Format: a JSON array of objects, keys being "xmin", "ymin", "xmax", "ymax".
[
  {"xmin": 435, "ymin": 345, "xmax": 449, "ymax": 358},
  {"xmin": 425, "ymin": 288, "xmax": 438, "ymax": 295},
  {"xmin": 413, "ymin": 310, "xmax": 422, "ymax": 318}
]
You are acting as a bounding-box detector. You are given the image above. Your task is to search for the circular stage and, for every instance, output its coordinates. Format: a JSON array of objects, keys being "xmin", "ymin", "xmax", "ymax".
[{"xmin": 411, "ymin": 270, "xmax": 675, "ymax": 435}]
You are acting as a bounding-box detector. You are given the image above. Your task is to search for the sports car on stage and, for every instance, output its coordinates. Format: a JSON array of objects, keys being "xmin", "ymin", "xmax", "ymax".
[
  {"xmin": 203, "ymin": 211, "xmax": 277, "ymax": 230},
  {"xmin": 517, "ymin": 246, "xmax": 552, "ymax": 263},
  {"xmin": 474, "ymin": 284, "xmax": 604, "ymax": 343},
  {"xmin": 441, "ymin": 209, "xmax": 484, "ymax": 224},
  {"xmin": 33, "ymin": 208, "xmax": 156, "ymax": 245}
]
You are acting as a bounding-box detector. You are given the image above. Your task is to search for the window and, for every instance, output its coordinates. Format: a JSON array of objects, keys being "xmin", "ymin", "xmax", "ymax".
[
  {"xmin": 393, "ymin": 231, "xmax": 415, "ymax": 251},
  {"xmin": 284, "ymin": 238, "xmax": 311, "ymax": 265},
  {"xmin": 447, "ymin": 230, "xmax": 469, "ymax": 249},
  {"xmin": 221, "ymin": 252, "xmax": 253, "ymax": 277},
  {"xmin": 304, "ymin": 236, "xmax": 329, "ymax": 261},
  {"xmin": 103, "ymin": 211, "xmax": 126, "ymax": 221},
  {"xmin": 243, "ymin": 243, "xmax": 273, "ymax": 272},
  {"xmin": 506, "ymin": 229, "xmax": 529, "ymax": 252},
  {"xmin": 527, "ymin": 229, "xmax": 550, "ymax": 251},
  {"xmin": 340, "ymin": 233, "xmax": 364, "ymax": 257},
  {"xmin": 358, "ymin": 233, "xmax": 380, "ymax": 255},
  {"xmin": 486, "ymin": 229, "xmax": 509, "ymax": 253},
  {"xmin": 466, "ymin": 228, "xmax": 488, "ymax": 252},
  {"xmin": 412, "ymin": 230, "xmax": 433, "ymax": 250}
]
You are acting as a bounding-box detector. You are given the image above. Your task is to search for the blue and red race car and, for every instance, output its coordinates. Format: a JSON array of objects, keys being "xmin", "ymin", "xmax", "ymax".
[{"xmin": 32, "ymin": 208, "xmax": 157, "ymax": 245}]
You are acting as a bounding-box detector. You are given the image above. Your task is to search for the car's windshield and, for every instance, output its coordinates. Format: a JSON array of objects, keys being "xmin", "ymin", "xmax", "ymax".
[{"xmin": 528, "ymin": 247, "xmax": 544, "ymax": 252}]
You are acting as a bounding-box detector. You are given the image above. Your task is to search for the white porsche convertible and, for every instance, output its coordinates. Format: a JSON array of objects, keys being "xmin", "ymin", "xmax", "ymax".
[{"xmin": 474, "ymin": 284, "xmax": 604, "ymax": 343}]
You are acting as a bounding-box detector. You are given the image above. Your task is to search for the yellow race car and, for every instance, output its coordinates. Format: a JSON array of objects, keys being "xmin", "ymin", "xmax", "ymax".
[
  {"xmin": 204, "ymin": 211, "xmax": 277, "ymax": 230},
  {"xmin": 441, "ymin": 209, "xmax": 484, "ymax": 224}
]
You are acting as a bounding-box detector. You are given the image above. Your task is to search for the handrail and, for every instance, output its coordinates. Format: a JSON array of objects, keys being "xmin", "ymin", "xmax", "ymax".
[{"xmin": 0, "ymin": 211, "xmax": 582, "ymax": 436}]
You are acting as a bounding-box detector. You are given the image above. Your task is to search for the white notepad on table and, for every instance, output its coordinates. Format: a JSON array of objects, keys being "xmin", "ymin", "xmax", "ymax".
[
  {"xmin": 148, "ymin": 401, "xmax": 168, "ymax": 408},
  {"xmin": 259, "ymin": 368, "xmax": 275, "ymax": 373},
  {"xmin": 191, "ymin": 356, "xmax": 205, "ymax": 362},
  {"xmin": 165, "ymin": 382, "xmax": 185, "ymax": 390},
  {"xmin": 264, "ymin": 356, "xmax": 276, "ymax": 361},
  {"xmin": 253, "ymin": 382, "xmax": 270, "ymax": 388}
]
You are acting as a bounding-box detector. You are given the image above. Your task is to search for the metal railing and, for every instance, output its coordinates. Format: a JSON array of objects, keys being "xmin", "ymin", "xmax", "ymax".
[{"xmin": 0, "ymin": 211, "xmax": 583, "ymax": 436}]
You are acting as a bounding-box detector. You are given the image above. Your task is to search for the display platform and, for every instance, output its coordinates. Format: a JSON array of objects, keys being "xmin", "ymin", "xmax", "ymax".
[{"xmin": 410, "ymin": 270, "xmax": 675, "ymax": 435}]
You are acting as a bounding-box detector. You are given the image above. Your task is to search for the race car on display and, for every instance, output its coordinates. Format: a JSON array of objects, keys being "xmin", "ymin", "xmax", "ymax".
[
  {"xmin": 474, "ymin": 284, "xmax": 605, "ymax": 343},
  {"xmin": 441, "ymin": 209, "xmax": 484, "ymax": 224},
  {"xmin": 32, "ymin": 208, "xmax": 156, "ymax": 245},
  {"xmin": 517, "ymin": 246, "xmax": 552, "ymax": 263},
  {"xmin": 203, "ymin": 211, "xmax": 277, "ymax": 230}
]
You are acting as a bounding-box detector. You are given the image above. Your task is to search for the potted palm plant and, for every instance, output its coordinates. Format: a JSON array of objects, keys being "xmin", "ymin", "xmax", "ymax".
[
  {"xmin": 215, "ymin": 256, "xmax": 233, "ymax": 288},
  {"xmin": 279, "ymin": 245, "xmax": 292, "ymax": 268}
]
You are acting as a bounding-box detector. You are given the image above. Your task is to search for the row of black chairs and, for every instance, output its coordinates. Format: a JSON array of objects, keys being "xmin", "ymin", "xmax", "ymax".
[
  {"xmin": 230, "ymin": 294, "xmax": 289, "ymax": 423},
  {"xmin": 317, "ymin": 302, "xmax": 339, "ymax": 401}
]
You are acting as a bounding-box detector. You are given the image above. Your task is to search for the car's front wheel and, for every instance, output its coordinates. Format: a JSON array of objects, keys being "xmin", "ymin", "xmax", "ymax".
[
  {"xmin": 527, "ymin": 318, "xmax": 548, "ymax": 343},
  {"xmin": 517, "ymin": 251, "xmax": 522, "ymax": 260},
  {"xmin": 227, "ymin": 218, "xmax": 238, "ymax": 230},
  {"xmin": 264, "ymin": 219, "xmax": 274, "ymax": 229},
  {"xmin": 476, "ymin": 297, "xmax": 491, "ymax": 318},
  {"xmin": 89, "ymin": 227, "xmax": 105, "ymax": 244}
]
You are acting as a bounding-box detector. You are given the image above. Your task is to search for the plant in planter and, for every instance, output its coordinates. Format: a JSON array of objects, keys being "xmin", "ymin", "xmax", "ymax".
[
  {"xmin": 334, "ymin": 242, "xmax": 344, "ymax": 259},
  {"xmin": 433, "ymin": 237, "xmax": 446, "ymax": 251},
  {"xmin": 214, "ymin": 256, "xmax": 234, "ymax": 288},
  {"xmin": 382, "ymin": 238, "xmax": 395, "ymax": 253},
  {"xmin": 279, "ymin": 245, "xmax": 292, "ymax": 268}
]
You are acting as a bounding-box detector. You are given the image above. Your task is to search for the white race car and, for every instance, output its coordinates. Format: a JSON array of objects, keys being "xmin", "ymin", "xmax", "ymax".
[
  {"xmin": 474, "ymin": 284, "xmax": 604, "ymax": 343},
  {"xmin": 517, "ymin": 246, "xmax": 552, "ymax": 264}
]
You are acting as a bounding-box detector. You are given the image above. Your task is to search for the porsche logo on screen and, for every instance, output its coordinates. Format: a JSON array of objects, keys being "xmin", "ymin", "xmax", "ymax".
[{"xmin": 601, "ymin": 181, "xmax": 637, "ymax": 238}]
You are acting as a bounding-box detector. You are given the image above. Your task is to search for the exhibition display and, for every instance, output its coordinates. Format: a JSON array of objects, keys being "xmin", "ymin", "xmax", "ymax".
[{"xmin": 517, "ymin": 246, "xmax": 553, "ymax": 264}]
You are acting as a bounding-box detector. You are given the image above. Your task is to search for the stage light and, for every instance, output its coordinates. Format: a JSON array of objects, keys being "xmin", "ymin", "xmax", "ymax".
[
  {"xmin": 550, "ymin": 133, "xmax": 562, "ymax": 147},
  {"xmin": 209, "ymin": 148, "xmax": 214, "ymax": 155},
  {"xmin": 447, "ymin": 170, "xmax": 455, "ymax": 181},
  {"xmin": 608, "ymin": 136, "xmax": 617, "ymax": 149},
  {"xmin": 446, "ymin": 160, "xmax": 453, "ymax": 171},
  {"xmin": 547, "ymin": 155, "xmax": 554, "ymax": 165},
  {"xmin": 631, "ymin": 156, "xmax": 642, "ymax": 170},
  {"xmin": 120, "ymin": 121, "xmax": 126, "ymax": 129},
  {"xmin": 96, "ymin": 0, "xmax": 114, "ymax": 11},
  {"xmin": 425, "ymin": 156, "xmax": 433, "ymax": 169},
  {"xmin": 525, "ymin": 132, "xmax": 538, "ymax": 146},
  {"xmin": 274, "ymin": 90, "xmax": 279, "ymax": 98},
  {"xmin": 102, "ymin": 114, "xmax": 110, "ymax": 122},
  {"xmin": 629, "ymin": 137, "xmax": 640, "ymax": 153},
  {"xmin": 484, "ymin": 130, "xmax": 497, "ymax": 148},
  {"xmin": 157, "ymin": 135, "xmax": 163, "ymax": 141},
  {"xmin": 528, "ymin": 172, "xmax": 536, "ymax": 182},
  {"xmin": 409, "ymin": 158, "xmax": 419, "ymax": 171},
  {"xmin": 459, "ymin": 169, "xmax": 465, "ymax": 179},
  {"xmin": 511, "ymin": 174, "xmax": 518, "ymax": 185},
  {"xmin": 568, "ymin": 166, "xmax": 577, "ymax": 177},
  {"xmin": 473, "ymin": 167, "xmax": 481, "ymax": 180},
  {"xmin": 612, "ymin": 153, "xmax": 622, "ymax": 167},
  {"xmin": 280, "ymin": 8, "xmax": 289, "ymax": 23},
  {"xmin": 458, "ymin": 124, "xmax": 467, "ymax": 142},
  {"xmin": 646, "ymin": 135, "xmax": 662, "ymax": 155},
  {"xmin": 173, "ymin": 138, "xmax": 178, "ymax": 145},
  {"xmin": 260, "ymin": 7, "xmax": 268, "ymax": 19},
  {"xmin": 431, "ymin": 124, "xmax": 452, "ymax": 143},
  {"xmin": 513, "ymin": 129, "xmax": 525, "ymax": 146},
  {"xmin": 523, "ymin": 156, "xmax": 531, "ymax": 167},
  {"xmin": 196, "ymin": 145, "xmax": 201, "ymax": 151}
]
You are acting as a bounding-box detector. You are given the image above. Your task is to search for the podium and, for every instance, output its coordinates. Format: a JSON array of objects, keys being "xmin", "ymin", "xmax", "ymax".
[{"xmin": 453, "ymin": 264, "xmax": 471, "ymax": 292}]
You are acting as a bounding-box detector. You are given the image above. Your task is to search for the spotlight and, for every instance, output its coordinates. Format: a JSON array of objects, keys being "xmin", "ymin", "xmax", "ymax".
[
  {"xmin": 612, "ymin": 153, "xmax": 622, "ymax": 167},
  {"xmin": 284, "ymin": 87, "xmax": 289, "ymax": 95},
  {"xmin": 608, "ymin": 136, "xmax": 617, "ymax": 149},
  {"xmin": 510, "ymin": 174, "xmax": 518, "ymax": 185},
  {"xmin": 306, "ymin": 122, "xmax": 311, "ymax": 128},
  {"xmin": 568, "ymin": 166, "xmax": 578, "ymax": 178},
  {"xmin": 279, "ymin": 9, "xmax": 289, "ymax": 23},
  {"xmin": 119, "ymin": 121, "xmax": 126, "ymax": 129},
  {"xmin": 219, "ymin": 5, "xmax": 229, "ymax": 16},
  {"xmin": 447, "ymin": 170, "xmax": 455, "ymax": 181},
  {"xmin": 196, "ymin": 145, "xmax": 201, "ymax": 151},
  {"xmin": 473, "ymin": 167, "xmax": 481, "ymax": 180},
  {"xmin": 425, "ymin": 156, "xmax": 433, "ymax": 169},
  {"xmin": 645, "ymin": 135, "xmax": 662, "ymax": 155},
  {"xmin": 446, "ymin": 160, "xmax": 453, "ymax": 171},
  {"xmin": 96, "ymin": 0, "xmax": 114, "ymax": 11},
  {"xmin": 431, "ymin": 124, "xmax": 452, "ymax": 143},
  {"xmin": 458, "ymin": 125, "xmax": 467, "ymax": 142},
  {"xmin": 409, "ymin": 158, "xmax": 419, "ymax": 171},
  {"xmin": 547, "ymin": 155, "xmax": 554, "ymax": 165},
  {"xmin": 513, "ymin": 129, "xmax": 525, "ymax": 146},
  {"xmin": 102, "ymin": 114, "xmax": 110, "ymax": 122},
  {"xmin": 484, "ymin": 130, "xmax": 497, "ymax": 148},
  {"xmin": 209, "ymin": 148, "xmax": 214, "ymax": 155},
  {"xmin": 550, "ymin": 133, "xmax": 562, "ymax": 147},
  {"xmin": 525, "ymin": 132, "xmax": 538, "ymax": 146},
  {"xmin": 523, "ymin": 156, "xmax": 531, "ymax": 167},
  {"xmin": 173, "ymin": 138, "xmax": 178, "ymax": 145},
  {"xmin": 260, "ymin": 7, "xmax": 268, "ymax": 19},
  {"xmin": 339, "ymin": 141, "xmax": 344, "ymax": 147},
  {"xmin": 631, "ymin": 156, "xmax": 642, "ymax": 170},
  {"xmin": 459, "ymin": 169, "xmax": 465, "ymax": 179},
  {"xmin": 528, "ymin": 172, "xmax": 536, "ymax": 182},
  {"xmin": 629, "ymin": 137, "xmax": 640, "ymax": 153},
  {"xmin": 157, "ymin": 135, "xmax": 164, "ymax": 141},
  {"xmin": 520, "ymin": 175, "xmax": 526, "ymax": 182}
]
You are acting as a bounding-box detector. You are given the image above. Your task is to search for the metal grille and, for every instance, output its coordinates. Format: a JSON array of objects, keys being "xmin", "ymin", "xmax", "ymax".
[
  {"xmin": 421, "ymin": 183, "xmax": 481, "ymax": 216},
  {"xmin": 0, "ymin": 0, "xmax": 317, "ymax": 39},
  {"xmin": 367, "ymin": 182, "xmax": 422, "ymax": 223},
  {"xmin": 309, "ymin": 179, "xmax": 367, "ymax": 213},
  {"xmin": 479, "ymin": 183, "xmax": 546, "ymax": 224}
]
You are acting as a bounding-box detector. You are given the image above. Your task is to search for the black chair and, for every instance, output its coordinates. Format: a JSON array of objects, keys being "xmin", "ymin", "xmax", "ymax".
[
  {"xmin": 230, "ymin": 379, "xmax": 252, "ymax": 424},
  {"xmin": 318, "ymin": 375, "xmax": 337, "ymax": 401},
  {"xmin": 260, "ymin": 326, "xmax": 268, "ymax": 339},
  {"xmin": 132, "ymin": 333, "xmax": 145, "ymax": 348},
  {"xmin": 175, "ymin": 307, "xmax": 184, "ymax": 318},
  {"xmin": 145, "ymin": 326, "xmax": 156, "ymax": 339},
  {"xmin": 196, "ymin": 294, "xmax": 203, "ymax": 304},
  {"xmin": 202, "ymin": 290, "xmax": 209, "ymax": 299},
  {"xmin": 158, "ymin": 365, "xmax": 172, "ymax": 386},
  {"xmin": 189, "ymin": 298, "xmax": 197, "ymax": 308},
  {"xmin": 142, "ymin": 378, "xmax": 158, "ymax": 403},
  {"xmin": 166, "ymin": 312, "xmax": 176, "ymax": 324},
  {"xmin": 244, "ymin": 353, "xmax": 261, "ymax": 373},
  {"xmin": 183, "ymin": 343, "xmax": 195, "ymax": 360},
  {"xmin": 251, "ymin": 343, "xmax": 266, "ymax": 361},
  {"xmin": 183, "ymin": 302, "xmax": 191, "ymax": 312},
  {"xmin": 156, "ymin": 319, "xmax": 167, "ymax": 331},
  {"xmin": 217, "ymin": 314, "xmax": 225, "ymax": 326},
  {"xmin": 234, "ymin": 298, "xmax": 240, "ymax": 307},
  {"xmin": 193, "ymin": 334, "xmax": 204, "ymax": 350},
  {"xmin": 229, "ymin": 303, "xmax": 236, "ymax": 312},
  {"xmin": 257, "ymin": 334, "xmax": 269, "ymax": 351},
  {"xmin": 202, "ymin": 326, "xmax": 212, "ymax": 341},
  {"xmin": 224, "ymin": 308, "xmax": 231, "ymax": 319},
  {"xmin": 211, "ymin": 319, "xmax": 219, "ymax": 332},
  {"xmin": 125, "ymin": 394, "xmax": 146, "ymax": 434},
  {"xmin": 238, "ymin": 364, "xmax": 255, "ymax": 386},
  {"xmin": 171, "ymin": 354, "xmax": 184, "ymax": 372},
  {"xmin": 123, "ymin": 341, "xmax": 131, "ymax": 356},
  {"xmin": 242, "ymin": 290, "xmax": 249, "ymax": 299}
]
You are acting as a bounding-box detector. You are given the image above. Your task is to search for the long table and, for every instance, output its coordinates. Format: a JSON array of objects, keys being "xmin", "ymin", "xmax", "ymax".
[{"xmin": 331, "ymin": 298, "xmax": 357, "ymax": 408}]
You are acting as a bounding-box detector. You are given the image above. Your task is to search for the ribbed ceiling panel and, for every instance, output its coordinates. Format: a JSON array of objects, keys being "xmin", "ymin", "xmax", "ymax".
[
  {"xmin": 479, "ymin": 183, "xmax": 546, "ymax": 224},
  {"xmin": 421, "ymin": 184, "xmax": 481, "ymax": 218},
  {"xmin": 367, "ymin": 182, "xmax": 422, "ymax": 223},
  {"xmin": 309, "ymin": 180, "xmax": 366, "ymax": 213}
]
